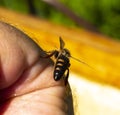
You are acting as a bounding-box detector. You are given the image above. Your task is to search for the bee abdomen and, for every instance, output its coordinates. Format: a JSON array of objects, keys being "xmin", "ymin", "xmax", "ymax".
[{"xmin": 54, "ymin": 55, "xmax": 70, "ymax": 81}]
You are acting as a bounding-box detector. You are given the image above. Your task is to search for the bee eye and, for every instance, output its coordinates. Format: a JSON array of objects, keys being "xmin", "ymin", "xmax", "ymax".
[{"xmin": 64, "ymin": 49, "xmax": 70, "ymax": 57}]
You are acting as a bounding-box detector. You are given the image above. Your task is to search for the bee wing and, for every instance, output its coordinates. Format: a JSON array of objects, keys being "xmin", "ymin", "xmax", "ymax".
[{"xmin": 59, "ymin": 37, "xmax": 65, "ymax": 50}]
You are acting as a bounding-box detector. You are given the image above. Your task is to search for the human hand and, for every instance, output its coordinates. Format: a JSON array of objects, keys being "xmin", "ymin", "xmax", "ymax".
[{"xmin": 0, "ymin": 21, "xmax": 67, "ymax": 115}]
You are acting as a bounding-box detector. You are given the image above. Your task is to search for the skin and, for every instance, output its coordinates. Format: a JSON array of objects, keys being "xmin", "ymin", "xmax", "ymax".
[{"xmin": 0, "ymin": 21, "xmax": 67, "ymax": 115}]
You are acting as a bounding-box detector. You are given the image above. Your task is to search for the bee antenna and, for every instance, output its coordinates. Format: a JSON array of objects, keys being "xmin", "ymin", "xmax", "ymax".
[{"xmin": 70, "ymin": 56, "xmax": 93, "ymax": 69}]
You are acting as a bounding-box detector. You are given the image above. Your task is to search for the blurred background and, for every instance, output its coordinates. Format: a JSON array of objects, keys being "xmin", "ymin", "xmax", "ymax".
[
  {"xmin": 0, "ymin": 0, "xmax": 120, "ymax": 40},
  {"xmin": 0, "ymin": 1, "xmax": 120, "ymax": 115}
]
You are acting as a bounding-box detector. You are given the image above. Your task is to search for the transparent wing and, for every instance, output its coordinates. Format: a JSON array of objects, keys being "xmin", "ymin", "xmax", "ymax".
[{"xmin": 59, "ymin": 37, "xmax": 65, "ymax": 50}]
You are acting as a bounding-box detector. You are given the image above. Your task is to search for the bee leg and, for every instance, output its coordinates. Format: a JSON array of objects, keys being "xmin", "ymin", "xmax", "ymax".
[
  {"xmin": 64, "ymin": 68, "xmax": 69, "ymax": 86},
  {"xmin": 40, "ymin": 50, "xmax": 57, "ymax": 58},
  {"xmin": 64, "ymin": 69, "xmax": 71, "ymax": 96}
]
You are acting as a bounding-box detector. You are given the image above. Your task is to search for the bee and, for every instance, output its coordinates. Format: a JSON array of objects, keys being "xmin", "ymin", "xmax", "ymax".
[
  {"xmin": 42, "ymin": 37, "xmax": 90, "ymax": 85},
  {"xmin": 42, "ymin": 37, "xmax": 70, "ymax": 85},
  {"xmin": 53, "ymin": 37, "xmax": 71, "ymax": 85}
]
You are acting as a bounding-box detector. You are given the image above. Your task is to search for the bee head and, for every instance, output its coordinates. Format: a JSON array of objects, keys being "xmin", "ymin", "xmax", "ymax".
[{"xmin": 63, "ymin": 48, "xmax": 71, "ymax": 57}]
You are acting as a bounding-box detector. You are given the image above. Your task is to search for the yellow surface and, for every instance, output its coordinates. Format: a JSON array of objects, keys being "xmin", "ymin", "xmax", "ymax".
[{"xmin": 0, "ymin": 7, "xmax": 120, "ymax": 115}]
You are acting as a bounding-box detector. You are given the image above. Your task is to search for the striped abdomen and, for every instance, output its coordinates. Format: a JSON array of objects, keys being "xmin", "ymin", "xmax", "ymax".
[{"xmin": 54, "ymin": 54, "xmax": 70, "ymax": 81}]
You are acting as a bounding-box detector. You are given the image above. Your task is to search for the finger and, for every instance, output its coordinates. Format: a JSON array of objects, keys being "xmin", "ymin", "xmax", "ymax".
[
  {"xmin": 0, "ymin": 21, "xmax": 64, "ymax": 102},
  {"xmin": 0, "ymin": 21, "xmax": 68, "ymax": 115}
]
